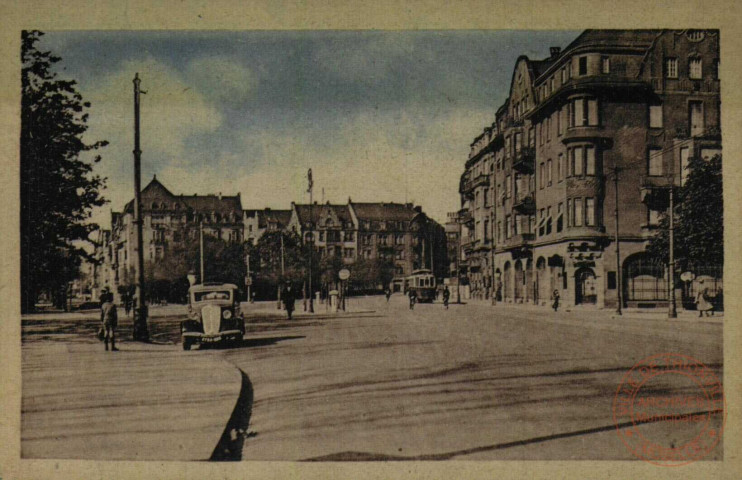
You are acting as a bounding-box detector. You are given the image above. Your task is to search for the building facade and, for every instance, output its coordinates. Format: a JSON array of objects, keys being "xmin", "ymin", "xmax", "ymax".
[
  {"xmin": 244, "ymin": 208, "xmax": 292, "ymax": 245},
  {"xmin": 459, "ymin": 29, "xmax": 721, "ymax": 309},
  {"xmin": 90, "ymin": 176, "xmax": 244, "ymax": 302}
]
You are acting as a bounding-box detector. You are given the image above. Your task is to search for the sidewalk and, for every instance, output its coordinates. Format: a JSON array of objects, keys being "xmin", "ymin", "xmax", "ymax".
[
  {"xmin": 22, "ymin": 340, "xmax": 243, "ymax": 460},
  {"xmin": 460, "ymin": 297, "xmax": 723, "ymax": 324},
  {"xmin": 240, "ymin": 299, "xmax": 375, "ymax": 320}
]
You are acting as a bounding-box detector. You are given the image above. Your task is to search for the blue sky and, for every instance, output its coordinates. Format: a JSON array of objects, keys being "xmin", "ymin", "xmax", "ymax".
[{"xmin": 41, "ymin": 30, "xmax": 580, "ymax": 227}]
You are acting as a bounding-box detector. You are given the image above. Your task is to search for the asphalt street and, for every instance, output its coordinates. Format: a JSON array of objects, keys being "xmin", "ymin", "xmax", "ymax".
[{"xmin": 21, "ymin": 295, "xmax": 723, "ymax": 462}]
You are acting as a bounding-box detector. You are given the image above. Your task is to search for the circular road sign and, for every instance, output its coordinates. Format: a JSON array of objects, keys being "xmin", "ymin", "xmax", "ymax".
[{"xmin": 338, "ymin": 269, "xmax": 351, "ymax": 280}]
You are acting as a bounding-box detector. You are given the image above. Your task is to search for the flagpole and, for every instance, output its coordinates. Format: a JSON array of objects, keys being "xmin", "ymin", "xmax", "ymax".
[{"xmin": 308, "ymin": 169, "xmax": 314, "ymax": 313}]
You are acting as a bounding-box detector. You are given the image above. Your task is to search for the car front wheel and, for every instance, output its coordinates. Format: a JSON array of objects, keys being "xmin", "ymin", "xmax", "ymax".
[{"xmin": 182, "ymin": 338, "xmax": 191, "ymax": 351}]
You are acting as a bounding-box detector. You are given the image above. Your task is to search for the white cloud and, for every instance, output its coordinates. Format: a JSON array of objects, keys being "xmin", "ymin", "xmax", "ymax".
[
  {"xmin": 83, "ymin": 57, "xmax": 223, "ymax": 229},
  {"xmin": 186, "ymin": 57, "xmax": 257, "ymax": 103}
]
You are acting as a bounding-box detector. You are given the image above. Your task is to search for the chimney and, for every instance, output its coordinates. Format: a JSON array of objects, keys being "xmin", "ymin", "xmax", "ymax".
[{"xmin": 550, "ymin": 46, "xmax": 561, "ymax": 58}]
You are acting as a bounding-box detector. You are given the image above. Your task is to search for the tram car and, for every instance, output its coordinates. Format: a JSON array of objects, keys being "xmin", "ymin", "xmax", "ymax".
[{"xmin": 405, "ymin": 269, "xmax": 437, "ymax": 303}]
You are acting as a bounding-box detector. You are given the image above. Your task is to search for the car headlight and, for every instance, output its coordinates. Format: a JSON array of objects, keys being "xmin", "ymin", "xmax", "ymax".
[{"xmin": 222, "ymin": 310, "xmax": 232, "ymax": 319}]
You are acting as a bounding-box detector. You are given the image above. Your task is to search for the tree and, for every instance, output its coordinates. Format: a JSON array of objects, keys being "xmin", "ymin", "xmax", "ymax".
[
  {"xmin": 252, "ymin": 231, "xmax": 307, "ymax": 298},
  {"xmin": 646, "ymin": 154, "xmax": 723, "ymax": 269},
  {"xmin": 21, "ymin": 30, "xmax": 108, "ymax": 312}
]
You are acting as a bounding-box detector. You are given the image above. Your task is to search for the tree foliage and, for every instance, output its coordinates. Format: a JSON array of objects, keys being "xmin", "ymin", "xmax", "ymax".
[
  {"xmin": 646, "ymin": 154, "xmax": 723, "ymax": 269},
  {"xmin": 21, "ymin": 30, "xmax": 108, "ymax": 311}
]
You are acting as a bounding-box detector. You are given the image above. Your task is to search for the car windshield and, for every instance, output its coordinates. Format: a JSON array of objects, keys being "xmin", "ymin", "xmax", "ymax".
[{"xmin": 193, "ymin": 290, "xmax": 232, "ymax": 302}]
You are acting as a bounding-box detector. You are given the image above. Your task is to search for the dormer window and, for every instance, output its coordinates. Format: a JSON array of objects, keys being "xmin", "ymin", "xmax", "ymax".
[{"xmin": 687, "ymin": 30, "xmax": 705, "ymax": 42}]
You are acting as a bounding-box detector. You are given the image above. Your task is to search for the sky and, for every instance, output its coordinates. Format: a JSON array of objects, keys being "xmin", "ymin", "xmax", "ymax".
[{"xmin": 40, "ymin": 30, "xmax": 580, "ymax": 228}]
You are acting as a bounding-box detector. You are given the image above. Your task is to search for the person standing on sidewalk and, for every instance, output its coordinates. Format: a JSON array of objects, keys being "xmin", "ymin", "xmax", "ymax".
[
  {"xmin": 101, "ymin": 291, "xmax": 119, "ymax": 351},
  {"xmin": 385, "ymin": 288, "xmax": 391, "ymax": 303},
  {"xmin": 695, "ymin": 286, "xmax": 713, "ymax": 317},
  {"xmin": 551, "ymin": 289, "xmax": 560, "ymax": 312},
  {"xmin": 442, "ymin": 286, "xmax": 450, "ymax": 310},
  {"xmin": 282, "ymin": 282, "xmax": 296, "ymax": 320}
]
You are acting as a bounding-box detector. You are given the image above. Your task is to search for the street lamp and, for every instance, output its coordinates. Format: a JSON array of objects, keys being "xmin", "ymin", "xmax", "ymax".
[{"xmin": 667, "ymin": 171, "xmax": 678, "ymax": 318}]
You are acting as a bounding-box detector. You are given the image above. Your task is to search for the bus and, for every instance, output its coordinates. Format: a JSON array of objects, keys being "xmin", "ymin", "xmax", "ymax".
[{"xmin": 405, "ymin": 269, "xmax": 437, "ymax": 303}]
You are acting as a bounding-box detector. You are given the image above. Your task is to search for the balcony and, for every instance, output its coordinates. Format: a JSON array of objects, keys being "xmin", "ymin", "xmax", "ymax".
[
  {"xmin": 513, "ymin": 193, "xmax": 536, "ymax": 214},
  {"xmin": 650, "ymin": 77, "xmax": 720, "ymax": 95},
  {"xmin": 460, "ymin": 173, "xmax": 490, "ymax": 194},
  {"xmin": 503, "ymin": 232, "xmax": 535, "ymax": 257},
  {"xmin": 457, "ymin": 208, "xmax": 474, "ymax": 225},
  {"xmin": 512, "ymin": 147, "xmax": 535, "ymax": 173},
  {"xmin": 639, "ymin": 175, "xmax": 673, "ymax": 207}
]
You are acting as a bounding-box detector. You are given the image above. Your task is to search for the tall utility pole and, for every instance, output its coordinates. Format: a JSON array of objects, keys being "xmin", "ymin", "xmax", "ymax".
[
  {"xmin": 668, "ymin": 178, "xmax": 678, "ymax": 318},
  {"xmin": 199, "ymin": 221, "xmax": 205, "ymax": 283},
  {"xmin": 613, "ymin": 165, "xmax": 623, "ymax": 316},
  {"xmin": 246, "ymin": 253, "xmax": 251, "ymax": 302},
  {"xmin": 132, "ymin": 73, "xmax": 149, "ymax": 341},
  {"xmin": 307, "ymin": 169, "xmax": 314, "ymax": 313}
]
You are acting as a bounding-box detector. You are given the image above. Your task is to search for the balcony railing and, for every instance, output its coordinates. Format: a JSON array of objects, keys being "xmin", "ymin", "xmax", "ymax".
[
  {"xmin": 513, "ymin": 193, "xmax": 536, "ymax": 214},
  {"xmin": 460, "ymin": 173, "xmax": 490, "ymax": 193},
  {"xmin": 512, "ymin": 147, "xmax": 535, "ymax": 173},
  {"xmin": 457, "ymin": 208, "xmax": 474, "ymax": 225},
  {"xmin": 650, "ymin": 77, "xmax": 720, "ymax": 95},
  {"xmin": 503, "ymin": 232, "xmax": 535, "ymax": 251}
]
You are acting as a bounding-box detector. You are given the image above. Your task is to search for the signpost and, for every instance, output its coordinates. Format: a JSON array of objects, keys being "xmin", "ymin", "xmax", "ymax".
[{"xmin": 338, "ymin": 269, "xmax": 350, "ymax": 311}]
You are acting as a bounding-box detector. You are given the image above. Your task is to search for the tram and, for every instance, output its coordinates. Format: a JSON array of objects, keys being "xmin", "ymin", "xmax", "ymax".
[{"xmin": 405, "ymin": 269, "xmax": 437, "ymax": 303}]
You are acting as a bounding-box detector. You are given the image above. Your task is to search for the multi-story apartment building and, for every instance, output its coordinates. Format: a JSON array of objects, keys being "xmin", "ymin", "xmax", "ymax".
[
  {"xmin": 460, "ymin": 29, "xmax": 721, "ymax": 309},
  {"xmin": 244, "ymin": 208, "xmax": 292, "ymax": 245},
  {"xmin": 90, "ymin": 176, "xmax": 244, "ymax": 302},
  {"xmin": 287, "ymin": 200, "xmax": 447, "ymax": 292}
]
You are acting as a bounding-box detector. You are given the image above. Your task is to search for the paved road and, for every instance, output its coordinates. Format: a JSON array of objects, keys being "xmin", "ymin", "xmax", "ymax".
[
  {"xmin": 21, "ymin": 296, "xmax": 723, "ymax": 462},
  {"xmin": 227, "ymin": 296, "xmax": 723, "ymax": 461}
]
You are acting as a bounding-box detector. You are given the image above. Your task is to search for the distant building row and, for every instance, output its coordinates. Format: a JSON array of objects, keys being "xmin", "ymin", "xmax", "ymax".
[
  {"xmin": 87, "ymin": 176, "xmax": 446, "ymax": 301},
  {"xmin": 451, "ymin": 29, "xmax": 722, "ymax": 309}
]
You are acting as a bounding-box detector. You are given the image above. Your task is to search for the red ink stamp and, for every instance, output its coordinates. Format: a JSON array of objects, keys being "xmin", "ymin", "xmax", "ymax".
[{"xmin": 612, "ymin": 353, "xmax": 725, "ymax": 466}]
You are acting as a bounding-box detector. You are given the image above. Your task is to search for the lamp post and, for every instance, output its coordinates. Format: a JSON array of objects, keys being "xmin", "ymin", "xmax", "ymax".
[
  {"xmin": 307, "ymin": 169, "xmax": 314, "ymax": 313},
  {"xmin": 132, "ymin": 73, "xmax": 149, "ymax": 341},
  {"xmin": 668, "ymin": 172, "xmax": 678, "ymax": 318},
  {"xmin": 612, "ymin": 164, "xmax": 622, "ymax": 316}
]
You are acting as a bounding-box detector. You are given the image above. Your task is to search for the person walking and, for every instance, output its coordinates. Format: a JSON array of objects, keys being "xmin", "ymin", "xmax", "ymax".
[
  {"xmin": 695, "ymin": 287, "xmax": 713, "ymax": 317},
  {"xmin": 442, "ymin": 286, "xmax": 450, "ymax": 310},
  {"xmin": 124, "ymin": 293, "xmax": 132, "ymax": 317},
  {"xmin": 385, "ymin": 288, "xmax": 392, "ymax": 303},
  {"xmin": 408, "ymin": 289, "xmax": 417, "ymax": 310},
  {"xmin": 551, "ymin": 289, "xmax": 560, "ymax": 312},
  {"xmin": 282, "ymin": 282, "xmax": 296, "ymax": 320},
  {"xmin": 100, "ymin": 291, "xmax": 119, "ymax": 351}
]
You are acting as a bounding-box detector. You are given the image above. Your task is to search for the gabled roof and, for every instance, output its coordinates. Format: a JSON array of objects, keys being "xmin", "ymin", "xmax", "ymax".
[
  {"xmin": 122, "ymin": 176, "xmax": 242, "ymax": 214},
  {"xmin": 294, "ymin": 203, "xmax": 353, "ymax": 226},
  {"xmin": 262, "ymin": 209, "xmax": 292, "ymax": 228},
  {"xmin": 350, "ymin": 202, "xmax": 421, "ymax": 222},
  {"xmin": 180, "ymin": 194, "xmax": 242, "ymax": 214}
]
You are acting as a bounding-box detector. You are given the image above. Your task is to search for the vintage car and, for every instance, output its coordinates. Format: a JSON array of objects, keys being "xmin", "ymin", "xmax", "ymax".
[{"xmin": 181, "ymin": 283, "xmax": 245, "ymax": 350}]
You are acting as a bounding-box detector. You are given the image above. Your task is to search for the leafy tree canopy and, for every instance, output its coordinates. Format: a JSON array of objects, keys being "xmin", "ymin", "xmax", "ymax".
[
  {"xmin": 21, "ymin": 30, "xmax": 108, "ymax": 311},
  {"xmin": 646, "ymin": 154, "xmax": 723, "ymax": 269}
]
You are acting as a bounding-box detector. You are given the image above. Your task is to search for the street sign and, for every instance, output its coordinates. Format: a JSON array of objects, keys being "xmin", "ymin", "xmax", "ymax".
[
  {"xmin": 680, "ymin": 271, "xmax": 695, "ymax": 282},
  {"xmin": 338, "ymin": 269, "xmax": 350, "ymax": 280},
  {"xmin": 245, "ymin": 277, "xmax": 253, "ymax": 286}
]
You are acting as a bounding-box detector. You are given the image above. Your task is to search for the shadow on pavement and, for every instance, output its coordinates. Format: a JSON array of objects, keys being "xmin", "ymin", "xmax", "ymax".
[
  {"xmin": 210, "ymin": 369, "xmax": 255, "ymax": 461},
  {"xmin": 201, "ymin": 335, "xmax": 305, "ymax": 351}
]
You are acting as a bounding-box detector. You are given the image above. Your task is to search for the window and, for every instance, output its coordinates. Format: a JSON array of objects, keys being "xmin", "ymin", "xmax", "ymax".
[
  {"xmin": 588, "ymin": 99, "xmax": 599, "ymax": 125},
  {"xmin": 574, "ymin": 198, "xmax": 583, "ymax": 227},
  {"xmin": 666, "ymin": 58, "xmax": 678, "ymax": 78},
  {"xmin": 572, "ymin": 147, "xmax": 584, "ymax": 176},
  {"xmin": 607, "ymin": 271, "xmax": 617, "ymax": 289},
  {"xmin": 601, "ymin": 56, "xmax": 610, "ymax": 74},
  {"xmin": 515, "ymin": 132, "xmax": 522, "ymax": 152},
  {"xmin": 547, "ymin": 159, "xmax": 553, "ymax": 186},
  {"xmin": 497, "ymin": 221, "xmax": 502, "ymax": 242},
  {"xmin": 567, "ymin": 199, "xmax": 572, "ymax": 226},
  {"xmin": 505, "ymin": 215, "xmax": 512, "ymax": 238},
  {"xmin": 570, "ymin": 98, "xmax": 598, "ymax": 127},
  {"xmin": 649, "ymin": 105, "xmax": 663, "ymax": 128},
  {"xmin": 505, "ymin": 175, "xmax": 512, "ymax": 197},
  {"xmin": 345, "ymin": 248, "xmax": 354, "ymax": 259},
  {"xmin": 557, "ymin": 203, "xmax": 564, "ymax": 232},
  {"xmin": 514, "ymin": 214, "xmax": 522, "ymax": 235},
  {"xmin": 484, "ymin": 219, "xmax": 489, "ymax": 242},
  {"xmin": 558, "ymin": 153, "xmax": 564, "ymax": 181},
  {"xmin": 547, "ymin": 116, "xmax": 552, "ymax": 141},
  {"xmin": 680, "ymin": 147, "xmax": 691, "ymax": 185},
  {"xmin": 573, "ymin": 98, "xmax": 584, "ymax": 126},
  {"xmin": 395, "ymin": 249, "xmax": 405, "ymax": 260},
  {"xmin": 689, "ymin": 58, "xmax": 702, "ymax": 79},
  {"xmin": 648, "ymin": 147, "xmax": 663, "ymax": 176},
  {"xmin": 528, "ymin": 127, "xmax": 535, "ymax": 147},
  {"xmin": 689, "ymin": 101, "xmax": 704, "ymax": 136},
  {"xmin": 560, "ymin": 106, "xmax": 567, "ymax": 135},
  {"xmin": 540, "ymin": 163, "xmax": 545, "ymax": 189},
  {"xmin": 561, "ymin": 66, "xmax": 567, "ymax": 83},
  {"xmin": 585, "ymin": 146, "xmax": 596, "ymax": 175},
  {"xmin": 550, "ymin": 77, "xmax": 555, "ymax": 95},
  {"xmin": 585, "ymin": 198, "xmax": 595, "ymax": 226},
  {"xmin": 578, "ymin": 56, "xmax": 587, "ymax": 75}
]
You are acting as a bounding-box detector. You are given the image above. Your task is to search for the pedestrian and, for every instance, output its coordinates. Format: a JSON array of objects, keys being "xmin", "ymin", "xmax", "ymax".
[
  {"xmin": 551, "ymin": 289, "xmax": 560, "ymax": 312},
  {"xmin": 385, "ymin": 288, "xmax": 391, "ymax": 303},
  {"xmin": 124, "ymin": 293, "xmax": 132, "ymax": 317},
  {"xmin": 443, "ymin": 286, "xmax": 450, "ymax": 309},
  {"xmin": 250, "ymin": 291, "xmax": 256, "ymax": 304},
  {"xmin": 496, "ymin": 280, "xmax": 503, "ymax": 302},
  {"xmin": 100, "ymin": 291, "xmax": 118, "ymax": 351},
  {"xmin": 695, "ymin": 287, "xmax": 713, "ymax": 317},
  {"xmin": 282, "ymin": 282, "xmax": 296, "ymax": 320},
  {"xmin": 408, "ymin": 289, "xmax": 417, "ymax": 310}
]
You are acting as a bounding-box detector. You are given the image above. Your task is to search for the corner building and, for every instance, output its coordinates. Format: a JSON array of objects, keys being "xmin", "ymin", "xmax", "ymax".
[{"xmin": 464, "ymin": 30, "xmax": 720, "ymax": 309}]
